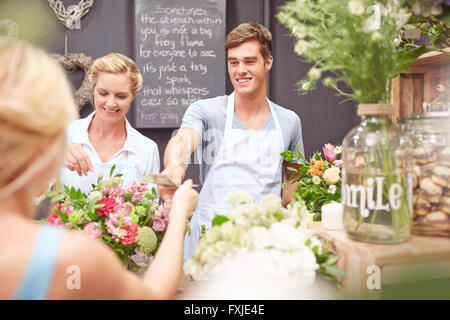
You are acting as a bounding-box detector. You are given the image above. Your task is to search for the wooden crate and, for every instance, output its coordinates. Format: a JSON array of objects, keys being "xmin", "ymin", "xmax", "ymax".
[{"xmin": 392, "ymin": 47, "xmax": 450, "ymax": 121}]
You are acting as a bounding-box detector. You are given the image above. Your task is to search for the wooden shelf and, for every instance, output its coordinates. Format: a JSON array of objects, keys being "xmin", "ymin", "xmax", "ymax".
[{"xmin": 392, "ymin": 47, "xmax": 450, "ymax": 121}]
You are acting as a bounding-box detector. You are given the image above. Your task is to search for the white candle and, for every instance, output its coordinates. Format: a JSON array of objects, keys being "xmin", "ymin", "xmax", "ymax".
[{"xmin": 321, "ymin": 202, "xmax": 344, "ymax": 230}]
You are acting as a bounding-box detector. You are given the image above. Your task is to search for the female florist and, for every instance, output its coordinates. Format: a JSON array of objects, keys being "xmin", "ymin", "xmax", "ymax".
[{"xmin": 0, "ymin": 0, "xmax": 449, "ymax": 302}]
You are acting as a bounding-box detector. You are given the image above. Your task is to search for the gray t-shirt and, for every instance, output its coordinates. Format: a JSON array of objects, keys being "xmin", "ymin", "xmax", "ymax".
[{"xmin": 181, "ymin": 95, "xmax": 304, "ymax": 184}]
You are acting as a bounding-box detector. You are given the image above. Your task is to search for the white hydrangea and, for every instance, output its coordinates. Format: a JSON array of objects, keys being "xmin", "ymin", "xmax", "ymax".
[
  {"xmin": 227, "ymin": 191, "xmax": 253, "ymax": 208},
  {"xmin": 268, "ymin": 222, "xmax": 308, "ymax": 251},
  {"xmin": 258, "ymin": 193, "xmax": 282, "ymax": 215},
  {"xmin": 308, "ymin": 235, "xmax": 324, "ymax": 255}
]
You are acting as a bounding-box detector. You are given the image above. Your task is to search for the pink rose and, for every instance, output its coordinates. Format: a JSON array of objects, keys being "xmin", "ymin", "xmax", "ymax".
[
  {"xmin": 152, "ymin": 219, "xmax": 167, "ymax": 232},
  {"xmin": 84, "ymin": 222, "xmax": 103, "ymax": 239},
  {"xmin": 114, "ymin": 203, "xmax": 133, "ymax": 216},
  {"xmin": 323, "ymin": 143, "xmax": 337, "ymax": 162}
]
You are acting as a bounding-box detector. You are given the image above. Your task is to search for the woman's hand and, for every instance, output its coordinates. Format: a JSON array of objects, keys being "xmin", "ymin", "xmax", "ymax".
[
  {"xmin": 64, "ymin": 144, "xmax": 94, "ymax": 176},
  {"xmin": 158, "ymin": 164, "xmax": 186, "ymax": 209},
  {"xmin": 171, "ymin": 179, "xmax": 198, "ymax": 219}
]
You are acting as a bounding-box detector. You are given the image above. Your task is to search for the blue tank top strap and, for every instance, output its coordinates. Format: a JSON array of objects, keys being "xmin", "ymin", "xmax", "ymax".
[{"xmin": 14, "ymin": 223, "xmax": 65, "ymax": 300}]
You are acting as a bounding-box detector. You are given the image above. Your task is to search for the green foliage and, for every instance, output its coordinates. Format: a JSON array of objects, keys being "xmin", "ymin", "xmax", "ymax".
[
  {"xmin": 276, "ymin": 0, "xmax": 444, "ymax": 104},
  {"xmin": 282, "ymin": 145, "xmax": 342, "ymax": 217}
]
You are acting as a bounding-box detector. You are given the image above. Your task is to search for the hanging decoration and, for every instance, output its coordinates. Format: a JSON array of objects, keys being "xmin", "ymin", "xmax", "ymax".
[
  {"xmin": 47, "ymin": 0, "xmax": 94, "ymax": 30},
  {"xmin": 50, "ymin": 52, "xmax": 93, "ymax": 111}
]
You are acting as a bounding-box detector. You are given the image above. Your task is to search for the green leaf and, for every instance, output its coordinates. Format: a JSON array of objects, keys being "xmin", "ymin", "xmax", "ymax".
[
  {"xmin": 115, "ymin": 174, "xmax": 123, "ymax": 178},
  {"xmin": 313, "ymin": 212, "xmax": 322, "ymax": 221},
  {"xmin": 281, "ymin": 150, "xmax": 294, "ymax": 161},
  {"xmin": 324, "ymin": 266, "xmax": 346, "ymax": 278},
  {"xmin": 295, "ymin": 145, "xmax": 304, "ymax": 158},
  {"xmin": 110, "ymin": 164, "xmax": 116, "ymax": 178},
  {"xmin": 212, "ymin": 215, "xmax": 229, "ymax": 227},
  {"xmin": 44, "ymin": 190, "xmax": 57, "ymax": 198},
  {"xmin": 324, "ymin": 255, "xmax": 341, "ymax": 267}
]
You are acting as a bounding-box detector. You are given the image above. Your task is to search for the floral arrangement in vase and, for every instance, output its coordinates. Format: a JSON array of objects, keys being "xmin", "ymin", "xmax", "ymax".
[
  {"xmin": 276, "ymin": 0, "xmax": 447, "ymax": 105},
  {"xmin": 184, "ymin": 192, "xmax": 345, "ymax": 287},
  {"xmin": 276, "ymin": 0, "xmax": 440, "ymax": 243},
  {"xmin": 282, "ymin": 144, "xmax": 342, "ymax": 221},
  {"xmin": 44, "ymin": 166, "xmax": 179, "ymax": 271}
]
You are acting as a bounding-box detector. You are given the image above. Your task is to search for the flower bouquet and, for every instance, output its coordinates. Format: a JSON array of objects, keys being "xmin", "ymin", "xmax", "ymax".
[
  {"xmin": 184, "ymin": 192, "xmax": 345, "ymax": 290},
  {"xmin": 45, "ymin": 166, "xmax": 171, "ymax": 271},
  {"xmin": 282, "ymin": 144, "xmax": 342, "ymax": 221}
]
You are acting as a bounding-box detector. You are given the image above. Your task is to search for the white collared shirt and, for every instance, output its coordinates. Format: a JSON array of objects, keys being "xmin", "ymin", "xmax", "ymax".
[{"xmin": 59, "ymin": 112, "xmax": 160, "ymax": 194}]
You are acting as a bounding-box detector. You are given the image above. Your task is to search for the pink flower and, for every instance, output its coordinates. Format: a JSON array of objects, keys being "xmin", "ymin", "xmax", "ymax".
[
  {"xmin": 102, "ymin": 185, "xmax": 124, "ymax": 198},
  {"xmin": 84, "ymin": 222, "xmax": 103, "ymax": 239},
  {"xmin": 97, "ymin": 197, "xmax": 118, "ymax": 217},
  {"xmin": 333, "ymin": 159, "xmax": 343, "ymax": 168},
  {"xmin": 47, "ymin": 204, "xmax": 65, "ymax": 226},
  {"xmin": 131, "ymin": 192, "xmax": 145, "ymax": 203},
  {"xmin": 152, "ymin": 219, "xmax": 167, "ymax": 232},
  {"xmin": 121, "ymin": 224, "xmax": 140, "ymax": 245},
  {"xmin": 323, "ymin": 143, "xmax": 337, "ymax": 162},
  {"xmin": 114, "ymin": 203, "xmax": 133, "ymax": 216},
  {"xmin": 125, "ymin": 181, "xmax": 149, "ymax": 194},
  {"xmin": 61, "ymin": 203, "xmax": 74, "ymax": 216}
]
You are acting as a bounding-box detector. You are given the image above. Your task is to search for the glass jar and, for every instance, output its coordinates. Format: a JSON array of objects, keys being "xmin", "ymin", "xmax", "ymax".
[
  {"xmin": 342, "ymin": 104, "xmax": 413, "ymax": 243},
  {"xmin": 399, "ymin": 115, "xmax": 450, "ymax": 237}
]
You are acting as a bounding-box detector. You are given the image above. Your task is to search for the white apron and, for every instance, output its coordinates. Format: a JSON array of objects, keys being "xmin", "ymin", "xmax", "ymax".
[
  {"xmin": 183, "ymin": 92, "xmax": 285, "ymax": 259},
  {"xmin": 59, "ymin": 151, "xmax": 138, "ymax": 195}
]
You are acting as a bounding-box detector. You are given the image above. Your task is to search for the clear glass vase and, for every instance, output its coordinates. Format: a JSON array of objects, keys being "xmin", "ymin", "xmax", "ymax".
[{"xmin": 342, "ymin": 104, "xmax": 413, "ymax": 243}]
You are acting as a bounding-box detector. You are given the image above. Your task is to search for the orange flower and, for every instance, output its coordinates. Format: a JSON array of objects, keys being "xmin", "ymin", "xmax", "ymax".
[{"xmin": 307, "ymin": 159, "xmax": 324, "ymax": 177}]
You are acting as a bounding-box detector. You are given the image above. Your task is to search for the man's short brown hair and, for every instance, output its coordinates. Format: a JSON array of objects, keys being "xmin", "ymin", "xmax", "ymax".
[{"xmin": 225, "ymin": 22, "xmax": 272, "ymax": 60}]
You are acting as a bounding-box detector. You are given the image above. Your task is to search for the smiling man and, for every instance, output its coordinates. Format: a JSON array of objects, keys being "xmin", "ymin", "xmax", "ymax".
[{"xmin": 160, "ymin": 22, "xmax": 304, "ymax": 259}]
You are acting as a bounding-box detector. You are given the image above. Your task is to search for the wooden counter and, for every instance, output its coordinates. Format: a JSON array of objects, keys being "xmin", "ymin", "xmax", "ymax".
[{"xmin": 309, "ymin": 221, "xmax": 450, "ymax": 299}]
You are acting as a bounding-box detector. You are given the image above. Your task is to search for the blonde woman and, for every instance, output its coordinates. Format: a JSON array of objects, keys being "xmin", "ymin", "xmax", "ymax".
[
  {"xmin": 59, "ymin": 53, "xmax": 159, "ymax": 194},
  {"xmin": 0, "ymin": 40, "xmax": 198, "ymax": 299}
]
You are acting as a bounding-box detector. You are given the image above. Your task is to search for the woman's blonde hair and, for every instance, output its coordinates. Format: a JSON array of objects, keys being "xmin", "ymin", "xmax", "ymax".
[
  {"xmin": 89, "ymin": 52, "xmax": 142, "ymax": 96},
  {"xmin": 0, "ymin": 40, "xmax": 77, "ymax": 197}
]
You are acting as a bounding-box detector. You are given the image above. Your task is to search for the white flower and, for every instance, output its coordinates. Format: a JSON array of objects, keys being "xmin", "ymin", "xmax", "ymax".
[
  {"xmin": 323, "ymin": 167, "xmax": 341, "ymax": 185},
  {"xmin": 312, "ymin": 175, "xmax": 321, "ymax": 185},
  {"xmin": 292, "ymin": 24, "xmax": 307, "ymax": 39},
  {"xmin": 308, "ymin": 236, "xmax": 323, "ymax": 255},
  {"xmin": 393, "ymin": 36, "xmax": 401, "ymax": 47},
  {"xmin": 87, "ymin": 190, "xmax": 103, "ymax": 202},
  {"xmin": 268, "ymin": 222, "xmax": 307, "ymax": 250},
  {"xmin": 307, "ymin": 68, "xmax": 322, "ymax": 81},
  {"xmin": 258, "ymin": 193, "xmax": 282, "ymax": 215},
  {"xmin": 334, "ymin": 145, "xmax": 342, "ymax": 155},
  {"xmin": 301, "ymin": 81, "xmax": 312, "ymax": 91},
  {"xmin": 227, "ymin": 191, "xmax": 253, "ymax": 208},
  {"xmin": 294, "ymin": 40, "xmax": 309, "ymax": 55},
  {"xmin": 348, "ymin": 0, "xmax": 364, "ymax": 15},
  {"xmin": 328, "ymin": 185, "xmax": 337, "ymax": 195}
]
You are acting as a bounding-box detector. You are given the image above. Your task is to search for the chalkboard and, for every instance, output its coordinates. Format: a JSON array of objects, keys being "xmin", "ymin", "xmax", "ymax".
[{"xmin": 134, "ymin": 0, "xmax": 226, "ymax": 128}]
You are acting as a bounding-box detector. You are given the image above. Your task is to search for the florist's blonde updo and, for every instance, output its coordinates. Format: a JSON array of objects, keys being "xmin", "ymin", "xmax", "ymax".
[
  {"xmin": 89, "ymin": 52, "xmax": 142, "ymax": 96},
  {"xmin": 0, "ymin": 40, "xmax": 77, "ymax": 197}
]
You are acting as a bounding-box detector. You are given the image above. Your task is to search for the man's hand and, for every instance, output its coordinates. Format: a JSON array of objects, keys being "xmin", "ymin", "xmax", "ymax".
[{"xmin": 64, "ymin": 144, "xmax": 94, "ymax": 176}]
